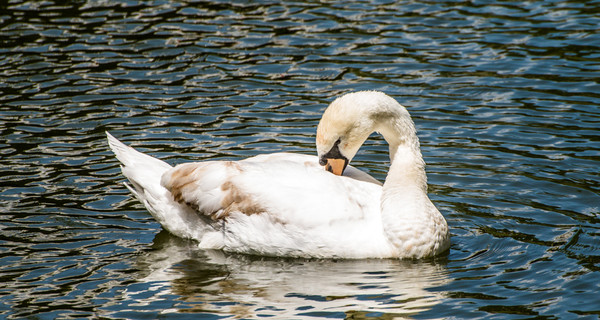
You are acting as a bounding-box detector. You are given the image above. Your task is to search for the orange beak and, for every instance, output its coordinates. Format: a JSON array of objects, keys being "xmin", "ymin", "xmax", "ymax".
[{"xmin": 324, "ymin": 158, "xmax": 346, "ymax": 176}]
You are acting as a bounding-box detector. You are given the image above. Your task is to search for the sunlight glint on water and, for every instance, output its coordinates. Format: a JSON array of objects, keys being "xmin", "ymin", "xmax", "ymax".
[{"xmin": 1, "ymin": 0, "xmax": 599, "ymax": 319}]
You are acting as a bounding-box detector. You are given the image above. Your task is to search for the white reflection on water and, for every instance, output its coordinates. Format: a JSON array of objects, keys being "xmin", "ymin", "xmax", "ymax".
[{"xmin": 124, "ymin": 232, "xmax": 451, "ymax": 318}]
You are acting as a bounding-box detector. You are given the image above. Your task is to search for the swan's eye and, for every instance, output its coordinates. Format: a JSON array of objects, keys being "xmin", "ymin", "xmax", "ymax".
[{"xmin": 319, "ymin": 138, "xmax": 345, "ymax": 166}]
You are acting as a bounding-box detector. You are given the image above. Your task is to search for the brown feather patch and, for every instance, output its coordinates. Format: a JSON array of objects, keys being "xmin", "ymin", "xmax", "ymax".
[
  {"xmin": 220, "ymin": 180, "xmax": 265, "ymax": 217},
  {"xmin": 164, "ymin": 161, "xmax": 264, "ymax": 220},
  {"xmin": 166, "ymin": 163, "xmax": 200, "ymax": 203}
]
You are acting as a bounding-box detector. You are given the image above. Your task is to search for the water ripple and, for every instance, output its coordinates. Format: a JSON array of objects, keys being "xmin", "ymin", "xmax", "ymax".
[{"xmin": 1, "ymin": 0, "xmax": 600, "ymax": 318}]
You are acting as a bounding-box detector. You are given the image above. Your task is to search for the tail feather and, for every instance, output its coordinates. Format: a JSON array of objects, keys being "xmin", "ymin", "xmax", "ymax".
[
  {"xmin": 106, "ymin": 132, "xmax": 213, "ymax": 240},
  {"xmin": 106, "ymin": 132, "xmax": 171, "ymax": 171},
  {"xmin": 106, "ymin": 132, "xmax": 172, "ymax": 201}
]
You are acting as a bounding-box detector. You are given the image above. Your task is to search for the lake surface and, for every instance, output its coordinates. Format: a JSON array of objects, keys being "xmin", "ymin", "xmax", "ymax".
[{"xmin": 1, "ymin": 0, "xmax": 599, "ymax": 318}]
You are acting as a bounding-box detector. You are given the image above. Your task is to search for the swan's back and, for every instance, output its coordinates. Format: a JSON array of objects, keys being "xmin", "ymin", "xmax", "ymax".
[{"xmin": 108, "ymin": 133, "xmax": 392, "ymax": 258}]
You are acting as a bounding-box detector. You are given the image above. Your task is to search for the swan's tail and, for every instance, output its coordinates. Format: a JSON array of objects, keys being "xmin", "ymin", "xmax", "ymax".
[
  {"xmin": 106, "ymin": 132, "xmax": 172, "ymax": 202},
  {"xmin": 106, "ymin": 132, "xmax": 214, "ymax": 240}
]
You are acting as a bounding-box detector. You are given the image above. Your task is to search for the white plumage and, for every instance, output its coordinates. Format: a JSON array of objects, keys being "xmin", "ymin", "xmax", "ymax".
[{"xmin": 107, "ymin": 91, "xmax": 450, "ymax": 258}]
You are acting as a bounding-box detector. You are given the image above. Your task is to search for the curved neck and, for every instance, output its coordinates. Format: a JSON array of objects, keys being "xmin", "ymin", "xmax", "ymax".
[
  {"xmin": 375, "ymin": 113, "xmax": 427, "ymax": 193},
  {"xmin": 377, "ymin": 114, "xmax": 441, "ymax": 258},
  {"xmin": 384, "ymin": 143, "xmax": 427, "ymax": 192}
]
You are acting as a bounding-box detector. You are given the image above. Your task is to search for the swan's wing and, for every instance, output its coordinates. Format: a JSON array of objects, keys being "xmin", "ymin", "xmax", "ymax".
[{"xmin": 160, "ymin": 153, "xmax": 381, "ymax": 228}]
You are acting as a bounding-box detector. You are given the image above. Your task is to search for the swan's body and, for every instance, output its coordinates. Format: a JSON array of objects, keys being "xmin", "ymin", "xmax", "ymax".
[{"xmin": 107, "ymin": 91, "xmax": 450, "ymax": 259}]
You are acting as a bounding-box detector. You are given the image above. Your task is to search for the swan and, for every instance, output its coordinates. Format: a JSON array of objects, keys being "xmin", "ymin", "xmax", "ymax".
[{"xmin": 107, "ymin": 91, "xmax": 450, "ymax": 259}]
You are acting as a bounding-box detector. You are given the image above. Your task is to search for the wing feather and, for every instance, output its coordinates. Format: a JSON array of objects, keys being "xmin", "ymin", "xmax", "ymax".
[{"xmin": 160, "ymin": 153, "xmax": 381, "ymax": 228}]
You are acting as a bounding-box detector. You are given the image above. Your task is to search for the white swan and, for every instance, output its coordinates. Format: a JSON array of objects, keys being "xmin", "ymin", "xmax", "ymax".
[{"xmin": 107, "ymin": 91, "xmax": 450, "ymax": 259}]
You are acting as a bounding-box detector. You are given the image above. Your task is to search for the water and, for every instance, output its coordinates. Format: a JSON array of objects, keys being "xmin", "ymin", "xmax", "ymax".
[{"xmin": 1, "ymin": 0, "xmax": 599, "ymax": 318}]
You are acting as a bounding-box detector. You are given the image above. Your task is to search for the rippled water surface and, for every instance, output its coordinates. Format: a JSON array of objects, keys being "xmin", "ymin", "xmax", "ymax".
[{"xmin": 2, "ymin": 0, "xmax": 600, "ymax": 318}]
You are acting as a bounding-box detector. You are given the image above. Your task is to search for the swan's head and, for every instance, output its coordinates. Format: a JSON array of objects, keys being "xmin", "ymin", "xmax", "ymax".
[
  {"xmin": 316, "ymin": 91, "xmax": 414, "ymax": 175},
  {"xmin": 316, "ymin": 91, "xmax": 391, "ymax": 175}
]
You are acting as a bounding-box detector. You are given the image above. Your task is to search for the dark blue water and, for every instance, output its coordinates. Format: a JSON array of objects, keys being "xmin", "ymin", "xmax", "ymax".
[{"xmin": 1, "ymin": 0, "xmax": 600, "ymax": 318}]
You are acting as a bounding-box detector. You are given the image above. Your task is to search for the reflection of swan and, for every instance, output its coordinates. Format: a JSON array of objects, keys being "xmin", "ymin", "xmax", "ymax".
[
  {"xmin": 107, "ymin": 91, "xmax": 450, "ymax": 258},
  {"xmin": 125, "ymin": 231, "xmax": 451, "ymax": 319}
]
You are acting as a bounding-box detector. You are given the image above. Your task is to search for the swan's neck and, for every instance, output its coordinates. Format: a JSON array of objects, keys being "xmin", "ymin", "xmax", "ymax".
[
  {"xmin": 378, "ymin": 117, "xmax": 445, "ymax": 258},
  {"xmin": 384, "ymin": 142, "xmax": 427, "ymax": 193},
  {"xmin": 375, "ymin": 113, "xmax": 427, "ymax": 193}
]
